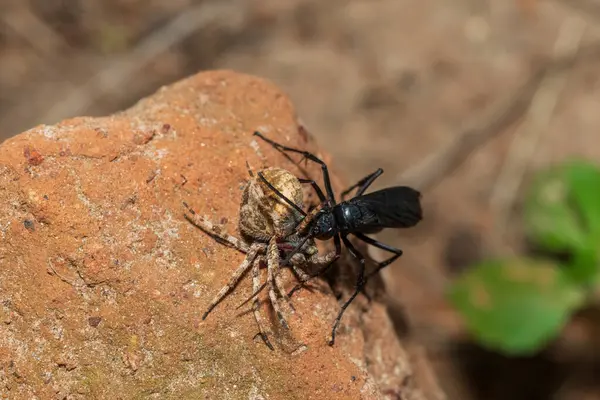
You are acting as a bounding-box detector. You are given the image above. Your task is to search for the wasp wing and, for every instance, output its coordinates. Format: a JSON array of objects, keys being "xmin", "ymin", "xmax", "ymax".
[{"xmin": 352, "ymin": 186, "xmax": 422, "ymax": 229}]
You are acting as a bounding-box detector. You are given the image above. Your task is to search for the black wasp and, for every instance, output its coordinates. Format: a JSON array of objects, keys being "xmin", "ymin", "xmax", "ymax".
[{"xmin": 253, "ymin": 131, "xmax": 423, "ymax": 346}]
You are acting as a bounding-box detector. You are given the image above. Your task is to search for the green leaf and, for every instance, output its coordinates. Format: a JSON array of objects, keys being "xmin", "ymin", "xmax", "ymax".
[
  {"xmin": 568, "ymin": 246, "xmax": 600, "ymax": 286},
  {"xmin": 564, "ymin": 160, "xmax": 600, "ymax": 243},
  {"xmin": 449, "ymin": 258, "xmax": 584, "ymax": 355},
  {"xmin": 524, "ymin": 159, "xmax": 600, "ymax": 283}
]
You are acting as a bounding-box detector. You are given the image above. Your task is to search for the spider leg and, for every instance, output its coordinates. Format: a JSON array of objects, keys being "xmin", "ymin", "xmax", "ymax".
[
  {"xmin": 329, "ymin": 235, "xmax": 366, "ymax": 346},
  {"xmin": 340, "ymin": 168, "xmax": 384, "ymax": 201},
  {"xmin": 201, "ymin": 244, "xmax": 261, "ymax": 320},
  {"xmin": 245, "ymin": 160, "xmax": 255, "ymax": 177},
  {"xmin": 236, "ymin": 281, "xmax": 267, "ymax": 310},
  {"xmin": 254, "ymin": 131, "xmax": 336, "ymax": 204},
  {"xmin": 267, "ymin": 238, "xmax": 290, "ymax": 330},
  {"xmin": 268, "ymin": 238, "xmax": 296, "ymax": 313},
  {"xmin": 288, "ymin": 253, "xmax": 311, "ymax": 282},
  {"xmin": 288, "ymin": 234, "xmax": 341, "ymax": 298},
  {"xmin": 352, "ymin": 232, "xmax": 403, "ymax": 280},
  {"xmin": 183, "ymin": 202, "xmax": 249, "ymax": 253},
  {"xmin": 251, "ymin": 255, "xmax": 274, "ymax": 350}
]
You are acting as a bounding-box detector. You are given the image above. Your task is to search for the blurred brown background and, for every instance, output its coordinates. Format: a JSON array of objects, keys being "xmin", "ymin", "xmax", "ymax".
[{"xmin": 2, "ymin": 1, "xmax": 600, "ymax": 399}]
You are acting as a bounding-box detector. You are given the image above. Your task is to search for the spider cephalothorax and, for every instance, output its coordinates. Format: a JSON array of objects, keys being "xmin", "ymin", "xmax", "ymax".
[{"xmin": 184, "ymin": 165, "xmax": 336, "ymax": 349}]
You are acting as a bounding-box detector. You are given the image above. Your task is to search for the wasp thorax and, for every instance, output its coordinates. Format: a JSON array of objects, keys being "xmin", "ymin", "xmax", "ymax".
[{"xmin": 239, "ymin": 167, "xmax": 305, "ymax": 241}]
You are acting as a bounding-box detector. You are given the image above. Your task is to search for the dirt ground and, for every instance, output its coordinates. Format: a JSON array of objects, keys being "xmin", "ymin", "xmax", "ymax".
[{"xmin": 2, "ymin": 1, "xmax": 600, "ymax": 398}]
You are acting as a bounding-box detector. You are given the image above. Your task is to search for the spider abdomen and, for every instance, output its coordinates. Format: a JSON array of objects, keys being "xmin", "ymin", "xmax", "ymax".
[{"xmin": 239, "ymin": 167, "xmax": 305, "ymax": 242}]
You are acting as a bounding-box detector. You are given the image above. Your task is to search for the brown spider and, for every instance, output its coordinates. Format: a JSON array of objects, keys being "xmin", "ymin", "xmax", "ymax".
[{"xmin": 183, "ymin": 166, "xmax": 336, "ymax": 349}]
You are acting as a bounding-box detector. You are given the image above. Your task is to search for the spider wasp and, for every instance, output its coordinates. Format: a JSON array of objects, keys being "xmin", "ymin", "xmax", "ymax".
[{"xmin": 253, "ymin": 131, "xmax": 423, "ymax": 345}]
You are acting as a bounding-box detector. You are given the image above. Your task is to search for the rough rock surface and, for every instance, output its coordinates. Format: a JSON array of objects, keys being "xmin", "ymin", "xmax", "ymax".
[{"xmin": 0, "ymin": 70, "xmax": 431, "ymax": 399}]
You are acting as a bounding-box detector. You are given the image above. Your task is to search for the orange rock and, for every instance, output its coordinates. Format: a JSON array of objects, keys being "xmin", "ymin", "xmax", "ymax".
[{"xmin": 0, "ymin": 70, "xmax": 431, "ymax": 399}]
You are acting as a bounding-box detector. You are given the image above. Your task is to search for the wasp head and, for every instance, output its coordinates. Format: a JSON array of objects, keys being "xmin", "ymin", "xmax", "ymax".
[{"xmin": 310, "ymin": 210, "xmax": 336, "ymax": 240}]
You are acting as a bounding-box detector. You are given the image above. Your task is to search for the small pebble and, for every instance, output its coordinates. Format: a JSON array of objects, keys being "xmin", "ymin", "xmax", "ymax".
[{"xmin": 23, "ymin": 220, "xmax": 35, "ymax": 232}]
